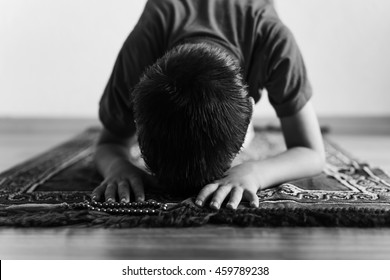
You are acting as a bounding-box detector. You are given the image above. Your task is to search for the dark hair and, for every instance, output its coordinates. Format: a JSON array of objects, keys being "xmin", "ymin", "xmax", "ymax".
[{"xmin": 132, "ymin": 42, "xmax": 252, "ymax": 195}]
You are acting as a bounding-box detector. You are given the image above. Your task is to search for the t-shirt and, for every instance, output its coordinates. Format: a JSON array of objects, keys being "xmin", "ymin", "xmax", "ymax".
[{"xmin": 99, "ymin": 0, "xmax": 312, "ymax": 137}]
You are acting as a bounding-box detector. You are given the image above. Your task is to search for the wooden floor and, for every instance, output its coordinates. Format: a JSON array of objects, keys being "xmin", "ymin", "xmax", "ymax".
[
  {"xmin": 2, "ymin": 227, "xmax": 390, "ymax": 259},
  {"xmin": 1, "ymin": 117, "xmax": 390, "ymax": 260}
]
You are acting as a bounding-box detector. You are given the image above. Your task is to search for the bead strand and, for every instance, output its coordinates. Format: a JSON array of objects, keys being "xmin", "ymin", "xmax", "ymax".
[
  {"xmin": 72, "ymin": 199, "xmax": 168, "ymax": 215},
  {"xmin": 90, "ymin": 200, "xmax": 166, "ymax": 209}
]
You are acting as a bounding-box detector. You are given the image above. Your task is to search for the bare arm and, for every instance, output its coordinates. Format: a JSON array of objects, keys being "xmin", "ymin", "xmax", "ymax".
[
  {"xmin": 94, "ymin": 129, "xmax": 132, "ymax": 177},
  {"xmin": 92, "ymin": 128, "xmax": 151, "ymax": 202},
  {"xmin": 195, "ymin": 100, "xmax": 325, "ymax": 209},
  {"xmin": 253, "ymin": 100, "xmax": 325, "ymax": 188}
]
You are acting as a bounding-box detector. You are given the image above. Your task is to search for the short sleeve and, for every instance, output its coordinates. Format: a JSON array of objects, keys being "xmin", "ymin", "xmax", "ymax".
[
  {"xmin": 99, "ymin": 0, "xmax": 167, "ymax": 137},
  {"xmin": 263, "ymin": 23, "xmax": 312, "ymax": 118}
]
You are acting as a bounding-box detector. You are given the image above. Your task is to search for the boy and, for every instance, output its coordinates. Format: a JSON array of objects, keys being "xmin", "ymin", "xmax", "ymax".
[{"xmin": 92, "ymin": 0, "xmax": 325, "ymax": 210}]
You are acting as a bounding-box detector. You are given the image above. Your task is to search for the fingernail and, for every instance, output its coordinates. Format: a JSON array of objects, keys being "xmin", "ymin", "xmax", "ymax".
[
  {"xmin": 210, "ymin": 201, "xmax": 219, "ymax": 209},
  {"xmin": 120, "ymin": 198, "xmax": 128, "ymax": 203},
  {"xmin": 226, "ymin": 203, "xmax": 235, "ymax": 210},
  {"xmin": 195, "ymin": 199, "xmax": 203, "ymax": 207},
  {"xmin": 91, "ymin": 195, "xmax": 97, "ymax": 201},
  {"xmin": 107, "ymin": 198, "xmax": 114, "ymax": 203}
]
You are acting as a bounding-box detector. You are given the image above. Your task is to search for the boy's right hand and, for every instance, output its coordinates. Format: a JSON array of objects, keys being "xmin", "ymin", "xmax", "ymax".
[{"xmin": 92, "ymin": 159, "xmax": 153, "ymax": 203}]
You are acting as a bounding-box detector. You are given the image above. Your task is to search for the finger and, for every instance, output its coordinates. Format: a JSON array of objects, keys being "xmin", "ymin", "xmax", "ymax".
[
  {"xmin": 104, "ymin": 182, "xmax": 118, "ymax": 202},
  {"xmin": 129, "ymin": 176, "xmax": 145, "ymax": 202},
  {"xmin": 195, "ymin": 183, "xmax": 219, "ymax": 207},
  {"xmin": 226, "ymin": 187, "xmax": 244, "ymax": 209},
  {"xmin": 244, "ymin": 190, "xmax": 259, "ymax": 208},
  {"xmin": 118, "ymin": 180, "xmax": 131, "ymax": 203},
  {"xmin": 91, "ymin": 182, "xmax": 107, "ymax": 202},
  {"xmin": 210, "ymin": 185, "xmax": 233, "ymax": 210}
]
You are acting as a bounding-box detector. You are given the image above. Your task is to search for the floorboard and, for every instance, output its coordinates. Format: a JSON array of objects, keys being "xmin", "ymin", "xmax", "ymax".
[{"xmin": 2, "ymin": 227, "xmax": 390, "ymax": 259}]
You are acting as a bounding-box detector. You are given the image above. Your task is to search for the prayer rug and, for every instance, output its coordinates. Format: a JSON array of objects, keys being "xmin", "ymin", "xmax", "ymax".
[{"xmin": 1, "ymin": 127, "xmax": 390, "ymax": 227}]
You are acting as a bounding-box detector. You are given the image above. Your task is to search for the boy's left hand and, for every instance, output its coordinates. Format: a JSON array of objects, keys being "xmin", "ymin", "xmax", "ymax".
[{"xmin": 195, "ymin": 161, "xmax": 261, "ymax": 210}]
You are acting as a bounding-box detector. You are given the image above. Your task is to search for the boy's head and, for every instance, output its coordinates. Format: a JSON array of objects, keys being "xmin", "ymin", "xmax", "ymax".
[{"xmin": 133, "ymin": 42, "xmax": 252, "ymax": 194}]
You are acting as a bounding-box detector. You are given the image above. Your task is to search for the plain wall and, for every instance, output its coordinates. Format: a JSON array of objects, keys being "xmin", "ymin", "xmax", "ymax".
[{"xmin": 1, "ymin": 0, "xmax": 390, "ymax": 118}]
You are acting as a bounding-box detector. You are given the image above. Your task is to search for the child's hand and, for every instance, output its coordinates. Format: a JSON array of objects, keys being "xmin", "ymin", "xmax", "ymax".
[
  {"xmin": 92, "ymin": 159, "xmax": 156, "ymax": 203},
  {"xmin": 195, "ymin": 161, "xmax": 261, "ymax": 210}
]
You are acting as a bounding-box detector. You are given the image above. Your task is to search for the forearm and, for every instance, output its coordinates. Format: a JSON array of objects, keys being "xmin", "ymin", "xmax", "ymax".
[
  {"xmin": 92, "ymin": 129, "xmax": 147, "ymax": 202},
  {"xmin": 94, "ymin": 143, "xmax": 131, "ymax": 178},
  {"xmin": 253, "ymin": 146, "xmax": 325, "ymax": 189},
  {"xmin": 195, "ymin": 101, "xmax": 325, "ymax": 209}
]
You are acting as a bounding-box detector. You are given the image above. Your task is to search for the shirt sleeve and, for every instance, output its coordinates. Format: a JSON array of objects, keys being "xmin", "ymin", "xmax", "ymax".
[
  {"xmin": 99, "ymin": 0, "xmax": 167, "ymax": 137},
  {"xmin": 262, "ymin": 22, "xmax": 312, "ymax": 118}
]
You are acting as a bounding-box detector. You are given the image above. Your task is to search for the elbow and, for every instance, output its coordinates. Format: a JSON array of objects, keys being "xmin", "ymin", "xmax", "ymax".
[
  {"xmin": 315, "ymin": 147, "xmax": 326, "ymax": 173},
  {"xmin": 303, "ymin": 145, "xmax": 326, "ymax": 175}
]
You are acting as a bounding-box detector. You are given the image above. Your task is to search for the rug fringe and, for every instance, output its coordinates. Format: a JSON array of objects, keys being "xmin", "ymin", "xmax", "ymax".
[{"xmin": 1, "ymin": 202, "xmax": 390, "ymax": 227}]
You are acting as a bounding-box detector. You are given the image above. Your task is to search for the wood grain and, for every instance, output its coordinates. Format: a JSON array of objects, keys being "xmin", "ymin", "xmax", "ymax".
[{"xmin": 1, "ymin": 227, "xmax": 390, "ymax": 259}]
